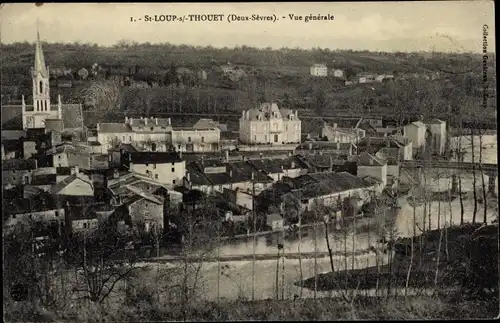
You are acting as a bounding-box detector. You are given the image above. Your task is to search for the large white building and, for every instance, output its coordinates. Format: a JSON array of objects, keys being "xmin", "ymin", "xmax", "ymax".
[
  {"xmin": 310, "ymin": 64, "xmax": 328, "ymax": 77},
  {"xmin": 239, "ymin": 103, "xmax": 301, "ymax": 145},
  {"xmin": 403, "ymin": 121, "xmax": 427, "ymax": 153},
  {"xmin": 96, "ymin": 117, "xmax": 220, "ymax": 153}
]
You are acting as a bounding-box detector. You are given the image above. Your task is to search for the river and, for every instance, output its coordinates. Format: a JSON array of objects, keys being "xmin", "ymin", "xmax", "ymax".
[{"xmin": 135, "ymin": 135, "xmax": 497, "ymax": 302}]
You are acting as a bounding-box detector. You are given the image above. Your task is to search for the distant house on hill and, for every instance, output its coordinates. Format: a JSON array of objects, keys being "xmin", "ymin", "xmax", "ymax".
[
  {"xmin": 358, "ymin": 72, "xmax": 375, "ymax": 83},
  {"xmin": 310, "ymin": 64, "xmax": 328, "ymax": 77},
  {"xmin": 332, "ymin": 69, "xmax": 344, "ymax": 78}
]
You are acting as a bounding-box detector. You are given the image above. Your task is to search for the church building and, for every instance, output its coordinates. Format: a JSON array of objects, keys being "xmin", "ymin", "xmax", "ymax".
[{"xmin": 1, "ymin": 29, "xmax": 83, "ymax": 138}]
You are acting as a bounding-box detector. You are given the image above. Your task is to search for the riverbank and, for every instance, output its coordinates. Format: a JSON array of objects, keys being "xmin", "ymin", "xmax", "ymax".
[
  {"xmin": 5, "ymin": 293, "xmax": 497, "ymax": 321},
  {"xmin": 297, "ymin": 222, "xmax": 499, "ymax": 296}
]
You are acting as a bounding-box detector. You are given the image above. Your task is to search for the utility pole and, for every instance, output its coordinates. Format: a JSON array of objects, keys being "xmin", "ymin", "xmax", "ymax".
[
  {"xmin": 251, "ymin": 172, "xmax": 256, "ymax": 301},
  {"xmin": 155, "ymin": 223, "xmax": 160, "ymax": 304},
  {"xmin": 217, "ymin": 220, "xmax": 221, "ymax": 303},
  {"xmin": 281, "ymin": 228, "xmax": 285, "ymax": 300}
]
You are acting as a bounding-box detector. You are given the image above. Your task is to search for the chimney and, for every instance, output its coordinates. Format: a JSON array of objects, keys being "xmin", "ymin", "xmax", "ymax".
[
  {"xmin": 308, "ymin": 142, "xmax": 313, "ymax": 150},
  {"xmin": 333, "ymin": 123, "xmax": 337, "ymax": 130},
  {"xmin": 141, "ymin": 116, "xmax": 144, "ymax": 120},
  {"xmin": 242, "ymin": 110, "xmax": 245, "ymax": 118},
  {"xmin": 168, "ymin": 118, "xmax": 171, "ymax": 125},
  {"xmin": 155, "ymin": 118, "xmax": 158, "ymax": 125},
  {"xmin": 129, "ymin": 118, "xmax": 133, "ymax": 125},
  {"xmin": 251, "ymin": 172, "xmax": 255, "ymax": 180},
  {"xmin": 229, "ymin": 170, "xmax": 233, "ymax": 177},
  {"xmin": 187, "ymin": 172, "xmax": 191, "ymax": 182},
  {"xmin": 96, "ymin": 123, "xmax": 100, "ymax": 131},
  {"xmin": 125, "ymin": 116, "xmax": 129, "ymax": 123},
  {"xmin": 336, "ymin": 142, "xmax": 340, "ymax": 150},
  {"xmin": 113, "ymin": 169, "xmax": 119, "ymax": 179},
  {"xmin": 386, "ymin": 139, "xmax": 391, "ymax": 148},
  {"xmin": 291, "ymin": 161, "xmax": 295, "ymax": 168},
  {"xmin": 179, "ymin": 150, "xmax": 182, "ymax": 159},
  {"xmin": 260, "ymin": 153, "xmax": 263, "ymax": 159},
  {"xmin": 145, "ymin": 118, "xmax": 148, "ymax": 126},
  {"xmin": 225, "ymin": 150, "xmax": 229, "ymax": 162}
]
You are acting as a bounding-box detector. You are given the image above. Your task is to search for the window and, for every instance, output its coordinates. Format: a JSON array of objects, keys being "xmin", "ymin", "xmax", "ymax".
[
  {"xmin": 122, "ymin": 136, "xmax": 125, "ymax": 141},
  {"xmin": 58, "ymin": 155, "xmax": 61, "ymax": 160},
  {"xmin": 171, "ymin": 162, "xmax": 175, "ymax": 166},
  {"xmin": 153, "ymin": 164, "xmax": 156, "ymax": 169},
  {"xmin": 173, "ymin": 180, "xmax": 176, "ymax": 185},
  {"xmin": 83, "ymin": 222, "xmax": 88, "ymax": 228},
  {"xmin": 155, "ymin": 174, "xmax": 158, "ymax": 180},
  {"xmin": 129, "ymin": 136, "xmax": 132, "ymax": 141},
  {"xmin": 151, "ymin": 127, "xmax": 154, "ymax": 131},
  {"xmin": 39, "ymin": 81, "xmax": 43, "ymax": 94},
  {"xmin": 145, "ymin": 163, "xmax": 149, "ymax": 167},
  {"xmin": 12, "ymin": 214, "xmax": 16, "ymax": 219},
  {"xmin": 188, "ymin": 137, "xmax": 191, "ymax": 143},
  {"xmin": 55, "ymin": 211, "xmax": 59, "ymax": 217},
  {"xmin": 177, "ymin": 145, "xmax": 181, "ymax": 150},
  {"xmin": 171, "ymin": 167, "xmax": 175, "ymax": 172},
  {"xmin": 201, "ymin": 136, "xmax": 205, "ymax": 143}
]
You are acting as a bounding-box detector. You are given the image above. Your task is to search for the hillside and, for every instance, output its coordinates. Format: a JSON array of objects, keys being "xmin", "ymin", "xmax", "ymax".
[{"xmin": 1, "ymin": 43, "xmax": 496, "ymax": 128}]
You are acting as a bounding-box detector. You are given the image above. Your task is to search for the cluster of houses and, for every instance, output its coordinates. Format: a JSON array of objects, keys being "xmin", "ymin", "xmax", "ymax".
[
  {"xmin": 1, "ymin": 30, "xmax": 450, "ymax": 244},
  {"xmin": 309, "ymin": 63, "xmax": 441, "ymax": 86}
]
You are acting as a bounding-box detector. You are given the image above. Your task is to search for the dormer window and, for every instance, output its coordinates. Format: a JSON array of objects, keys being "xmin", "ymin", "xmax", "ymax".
[{"xmin": 150, "ymin": 127, "xmax": 154, "ymax": 131}]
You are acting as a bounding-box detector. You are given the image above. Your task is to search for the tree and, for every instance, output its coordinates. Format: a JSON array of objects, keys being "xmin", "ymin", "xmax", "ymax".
[
  {"xmin": 65, "ymin": 224, "xmax": 140, "ymax": 303},
  {"xmin": 82, "ymin": 80, "xmax": 122, "ymax": 122}
]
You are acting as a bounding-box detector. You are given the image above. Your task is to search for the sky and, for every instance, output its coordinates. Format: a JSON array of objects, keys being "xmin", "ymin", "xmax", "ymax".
[{"xmin": 0, "ymin": 2, "xmax": 496, "ymax": 53}]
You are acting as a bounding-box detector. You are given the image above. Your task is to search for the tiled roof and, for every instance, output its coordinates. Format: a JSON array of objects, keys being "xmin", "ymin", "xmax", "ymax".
[
  {"xmin": 97, "ymin": 122, "xmax": 133, "ymax": 133},
  {"xmin": 129, "ymin": 151, "xmax": 183, "ymax": 164},
  {"xmin": 297, "ymin": 141, "xmax": 353, "ymax": 151},
  {"xmin": 186, "ymin": 164, "xmax": 212, "ymax": 186},
  {"xmin": 247, "ymin": 159, "xmax": 284, "ymax": 174},
  {"xmin": 357, "ymin": 152, "xmax": 386, "ymax": 166},
  {"xmin": 122, "ymin": 187, "xmax": 163, "ymax": 206},
  {"xmin": 206, "ymin": 163, "xmax": 250, "ymax": 185},
  {"xmin": 241, "ymin": 102, "xmax": 283, "ymax": 121},
  {"xmin": 46, "ymin": 144, "xmax": 76, "ymax": 155},
  {"xmin": 51, "ymin": 173, "xmax": 94, "ymax": 195},
  {"xmin": 277, "ymin": 156, "xmax": 309, "ymax": 170},
  {"xmin": 56, "ymin": 166, "xmax": 73, "ymax": 175},
  {"xmin": 32, "ymin": 174, "xmax": 57, "ymax": 185},
  {"xmin": 300, "ymin": 172, "xmax": 373, "ymax": 199},
  {"xmin": 231, "ymin": 161, "xmax": 273, "ymax": 182},
  {"xmin": 2, "ymin": 158, "xmax": 37, "ymax": 171},
  {"xmin": 192, "ymin": 119, "xmax": 226, "ymax": 131},
  {"xmin": 128, "ymin": 117, "xmax": 172, "ymax": 128},
  {"xmin": 430, "ymin": 118, "xmax": 445, "ymax": 124}
]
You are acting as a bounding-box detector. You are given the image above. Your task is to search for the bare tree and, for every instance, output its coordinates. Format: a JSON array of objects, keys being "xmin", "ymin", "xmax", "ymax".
[
  {"xmin": 67, "ymin": 225, "xmax": 139, "ymax": 304},
  {"xmin": 82, "ymin": 80, "xmax": 123, "ymax": 122}
]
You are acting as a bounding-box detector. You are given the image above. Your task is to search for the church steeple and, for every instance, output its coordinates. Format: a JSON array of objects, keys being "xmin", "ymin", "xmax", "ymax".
[
  {"xmin": 34, "ymin": 21, "xmax": 49, "ymax": 78},
  {"xmin": 31, "ymin": 24, "xmax": 51, "ymax": 116}
]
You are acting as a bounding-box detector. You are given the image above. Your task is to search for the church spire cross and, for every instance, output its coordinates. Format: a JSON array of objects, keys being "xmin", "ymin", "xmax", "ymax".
[{"xmin": 34, "ymin": 21, "xmax": 49, "ymax": 78}]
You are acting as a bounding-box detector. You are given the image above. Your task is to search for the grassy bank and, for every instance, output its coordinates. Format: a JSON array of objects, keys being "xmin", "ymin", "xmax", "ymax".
[
  {"xmin": 298, "ymin": 223, "xmax": 499, "ymax": 295},
  {"xmin": 4, "ymin": 294, "xmax": 497, "ymax": 322}
]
